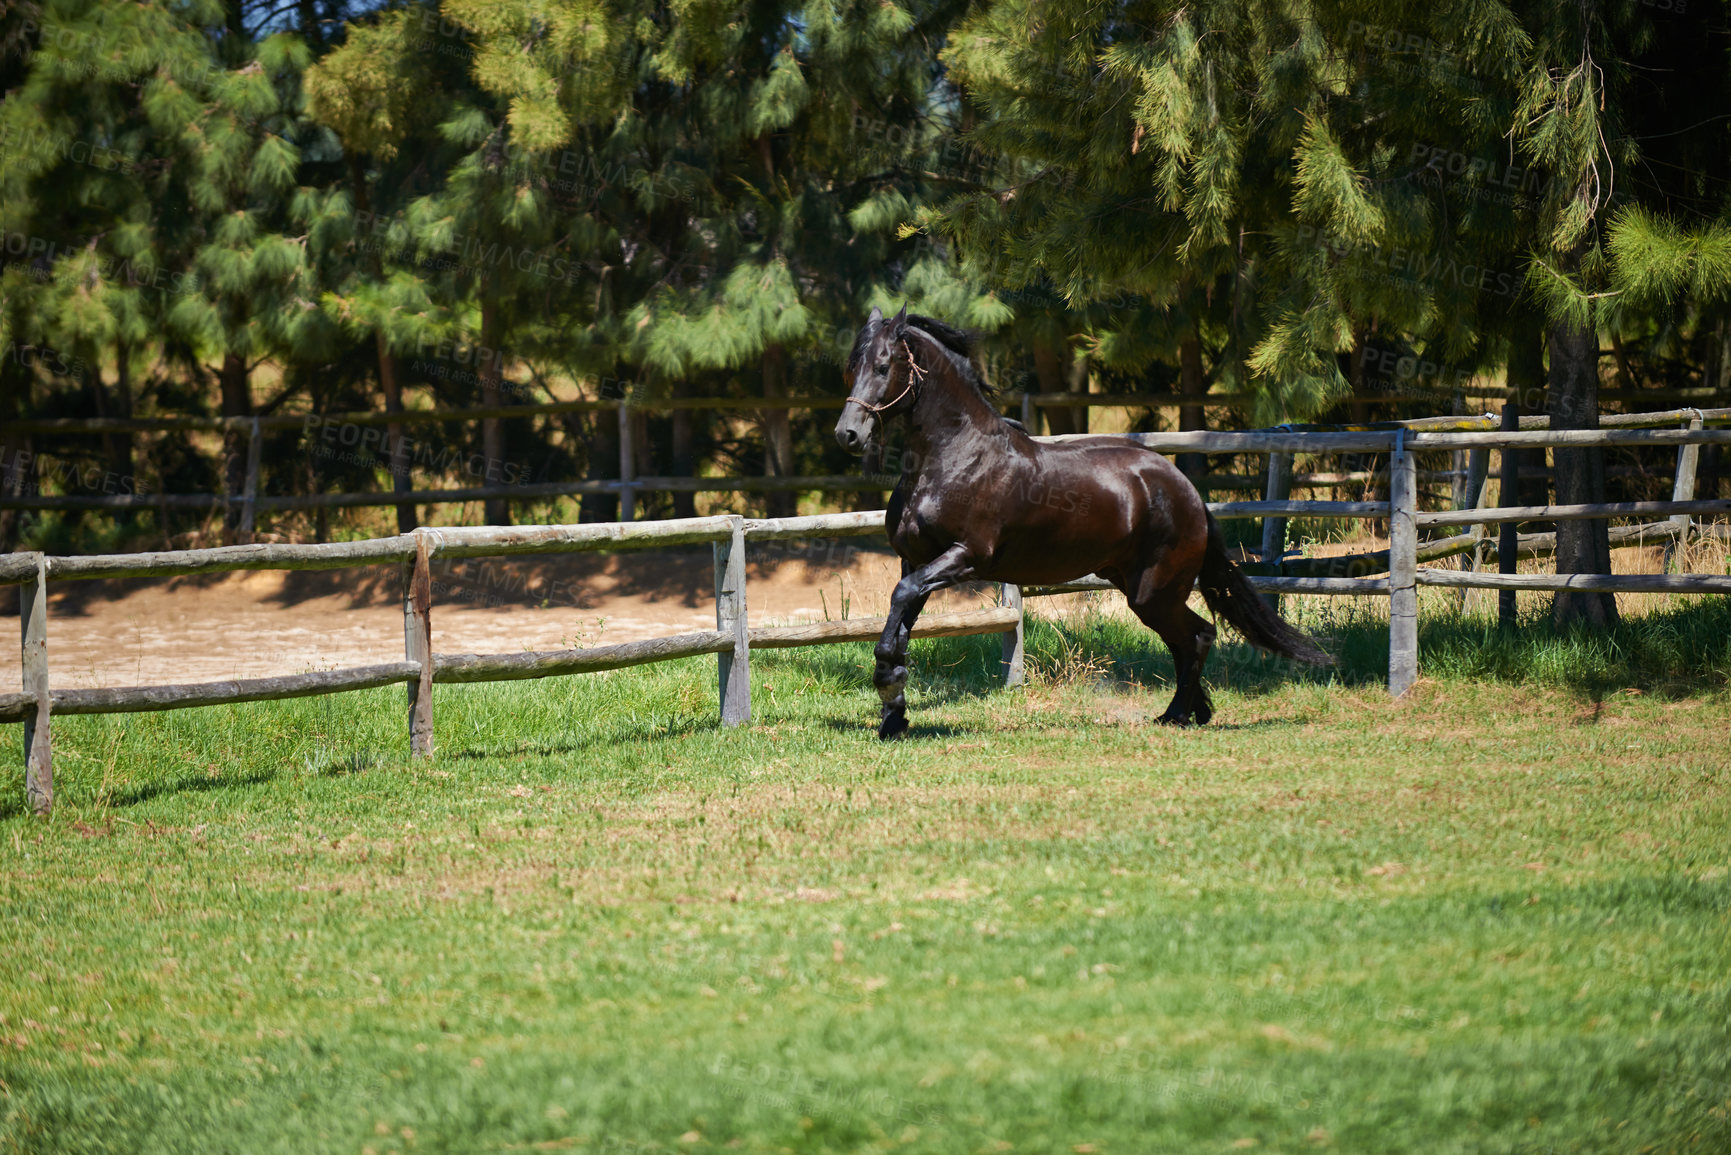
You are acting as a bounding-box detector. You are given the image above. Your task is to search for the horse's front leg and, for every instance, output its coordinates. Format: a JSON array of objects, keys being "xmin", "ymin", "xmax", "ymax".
[{"xmin": 874, "ymin": 545, "xmax": 976, "ymax": 740}]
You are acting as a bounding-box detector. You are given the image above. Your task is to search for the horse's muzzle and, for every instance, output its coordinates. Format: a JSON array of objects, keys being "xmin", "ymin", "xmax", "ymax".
[{"xmin": 834, "ymin": 413, "xmax": 871, "ymax": 455}]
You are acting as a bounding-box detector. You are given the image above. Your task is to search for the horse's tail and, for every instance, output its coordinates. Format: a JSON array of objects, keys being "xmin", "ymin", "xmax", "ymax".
[{"xmin": 1197, "ymin": 513, "xmax": 1333, "ymax": 666}]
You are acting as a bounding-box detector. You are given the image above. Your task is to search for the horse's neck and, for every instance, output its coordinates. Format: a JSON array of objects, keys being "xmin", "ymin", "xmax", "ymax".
[{"xmin": 904, "ymin": 347, "xmax": 1003, "ymax": 469}]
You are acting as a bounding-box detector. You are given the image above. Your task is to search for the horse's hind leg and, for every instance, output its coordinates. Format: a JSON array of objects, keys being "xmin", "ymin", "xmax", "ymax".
[
  {"xmin": 1130, "ymin": 591, "xmax": 1217, "ymax": 726},
  {"xmin": 1178, "ymin": 608, "xmax": 1216, "ymax": 725}
]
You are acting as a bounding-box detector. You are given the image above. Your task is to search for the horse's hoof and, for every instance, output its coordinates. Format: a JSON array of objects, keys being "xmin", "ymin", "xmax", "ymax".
[
  {"xmin": 878, "ymin": 713, "xmax": 911, "ymax": 741},
  {"xmin": 1155, "ymin": 712, "xmax": 1191, "ymax": 728},
  {"xmin": 1191, "ymin": 704, "xmax": 1213, "ymax": 726}
]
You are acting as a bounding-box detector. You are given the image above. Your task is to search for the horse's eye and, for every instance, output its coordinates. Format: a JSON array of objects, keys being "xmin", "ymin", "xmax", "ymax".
[{"xmin": 875, "ymin": 360, "xmax": 890, "ymax": 375}]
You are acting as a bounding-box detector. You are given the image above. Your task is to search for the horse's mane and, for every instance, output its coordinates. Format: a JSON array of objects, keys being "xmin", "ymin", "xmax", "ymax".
[
  {"xmin": 848, "ymin": 311, "xmax": 995, "ymax": 400},
  {"xmin": 906, "ymin": 315, "xmax": 995, "ymax": 398}
]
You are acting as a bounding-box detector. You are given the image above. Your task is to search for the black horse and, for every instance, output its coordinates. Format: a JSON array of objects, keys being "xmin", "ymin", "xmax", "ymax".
[{"xmin": 834, "ymin": 306, "xmax": 1331, "ymax": 740}]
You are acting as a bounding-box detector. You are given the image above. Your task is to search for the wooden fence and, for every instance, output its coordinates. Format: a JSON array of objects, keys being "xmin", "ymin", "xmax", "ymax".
[
  {"xmin": 4, "ymin": 416, "xmax": 1729, "ymax": 817},
  {"xmin": 5, "ymin": 390, "xmax": 1724, "ymax": 526}
]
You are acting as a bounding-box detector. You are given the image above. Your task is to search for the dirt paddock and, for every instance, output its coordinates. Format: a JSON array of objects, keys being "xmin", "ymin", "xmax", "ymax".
[{"xmin": 0, "ymin": 541, "xmax": 1009, "ymax": 692}]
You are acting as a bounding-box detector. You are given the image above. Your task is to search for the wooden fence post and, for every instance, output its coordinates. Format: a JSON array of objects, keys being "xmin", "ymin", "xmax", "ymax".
[
  {"xmin": 617, "ymin": 400, "xmax": 636, "ymax": 523},
  {"xmin": 405, "ymin": 532, "xmax": 434, "ymax": 758},
  {"xmin": 239, "ymin": 416, "xmax": 262, "ymax": 544},
  {"xmin": 21, "ymin": 552, "xmax": 51, "ymax": 816},
  {"xmin": 1497, "ymin": 403, "xmax": 1520, "ymax": 629},
  {"xmin": 714, "ymin": 515, "xmax": 750, "ymax": 726},
  {"xmin": 1388, "ymin": 434, "xmax": 1418, "ymax": 697},
  {"xmin": 1665, "ymin": 412, "xmax": 1703, "ymax": 572},
  {"xmin": 999, "ymin": 583, "xmax": 1024, "ymax": 686},
  {"xmin": 1020, "ymin": 393, "xmax": 1034, "ymax": 433},
  {"xmin": 1260, "ymin": 451, "xmax": 1293, "ymax": 610}
]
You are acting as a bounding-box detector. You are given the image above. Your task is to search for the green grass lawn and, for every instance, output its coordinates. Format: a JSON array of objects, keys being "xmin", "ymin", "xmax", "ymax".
[{"xmin": 3, "ymin": 596, "xmax": 1730, "ymax": 1154}]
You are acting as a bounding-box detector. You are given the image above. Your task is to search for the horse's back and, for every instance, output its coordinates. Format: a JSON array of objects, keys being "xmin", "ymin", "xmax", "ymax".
[{"xmin": 954, "ymin": 433, "xmax": 1207, "ymax": 585}]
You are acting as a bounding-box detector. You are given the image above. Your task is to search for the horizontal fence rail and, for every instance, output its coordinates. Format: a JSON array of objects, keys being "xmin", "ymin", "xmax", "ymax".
[
  {"xmin": 5, "ymin": 418, "xmax": 1726, "ymax": 817},
  {"xmin": 4, "ymin": 403, "xmax": 1725, "ymax": 521},
  {"xmin": 6, "ymin": 396, "xmax": 1726, "ymax": 436}
]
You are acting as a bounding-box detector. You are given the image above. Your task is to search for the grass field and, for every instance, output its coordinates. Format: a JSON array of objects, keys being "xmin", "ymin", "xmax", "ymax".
[{"xmin": 3, "ymin": 594, "xmax": 1729, "ymax": 1154}]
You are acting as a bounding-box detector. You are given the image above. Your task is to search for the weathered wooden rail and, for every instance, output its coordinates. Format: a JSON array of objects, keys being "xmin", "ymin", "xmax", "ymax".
[
  {"xmin": 6, "ymin": 396, "xmax": 1723, "ymax": 527},
  {"xmin": 5, "ymin": 415, "xmax": 1727, "ymax": 817}
]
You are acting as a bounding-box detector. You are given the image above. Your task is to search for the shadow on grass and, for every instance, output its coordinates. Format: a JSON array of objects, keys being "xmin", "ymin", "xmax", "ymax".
[
  {"xmin": 106, "ymin": 766, "xmax": 279, "ymax": 809},
  {"xmin": 815, "ymin": 717, "xmax": 973, "ymax": 741},
  {"xmin": 0, "ymin": 764, "xmax": 285, "ymax": 820},
  {"xmin": 438, "ymin": 712, "xmax": 722, "ymax": 762},
  {"xmin": 765, "ymin": 597, "xmax": 1731, "ymax": 705}
]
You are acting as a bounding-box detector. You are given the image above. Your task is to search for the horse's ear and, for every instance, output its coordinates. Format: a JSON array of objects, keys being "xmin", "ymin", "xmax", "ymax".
[
  {"xmin": 868, "ymin": 305, "xmax": 883, "ymax": 325},
  {"xmin": 890, "ymin": 303, "xmax": 908, "ymax": 334}
]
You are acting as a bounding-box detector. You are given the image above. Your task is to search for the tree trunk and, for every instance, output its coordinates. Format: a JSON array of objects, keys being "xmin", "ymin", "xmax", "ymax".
[
  {"xmin": 305, "ymin": 442, "xmax": 327, "ymax": 544},
  {"xmin": 1177, "ymin": 333, "xmax": 1206, "ymax": 489},
  {"xmin": 1338, "ymin": 329, "xmax": 1382, "ymax": 524},
  {"xmin": 110, "ymin": 343, "xmax": 134, "ymax": 487},
  {"xmin": 351, "ymin": 158, "xmax": 416, "ymax": 533},
  {"xmin": 219, "ymin": 351, "xmax": 251, "ymax": 543},
  {"xmin": 670, "ymin": 379, "xmax": 697, "ymax": 520},
  {"xmin": 1707, "ymin": 320, "xmax": 1730, "ymax": 499},
  {"xmin": 762, "ymin": 342, "xmax": 795, "ymax": 518},
  {"xmin": 1033, "ymin": 336, "xmax": 1087, "ymax": 436},
  {"xmin": 576, "ymin": 402, "xmax": 620, "ymax": 523},
  {"xmin": 378, "ymin": 330, "xmax": 416, "ymax": 533},
  {"xmin": 1348, "ymin": 327, "xmax": 1371, "ymax": 426},
  {"xmin": 479, "ymin": 294, "xmax": 509, "ymax": 525},
  {"xmin": 0, "ymin": 358, "xmax": 25, "ymax": 552},
  {"xmin": 1506, "ymin": 319, "xmax": 1550, "ymax": 509},
  {"xmin": 88, "ymin": 344, "xmax": 133, "ymax": 494},
  {"xmin": 1548, "ymin": 317, "xmax": 1618, "ymax": 628},
  {"xmin": 1066, "ymin": 347, "xmax": 1089, "ymax": 435}
]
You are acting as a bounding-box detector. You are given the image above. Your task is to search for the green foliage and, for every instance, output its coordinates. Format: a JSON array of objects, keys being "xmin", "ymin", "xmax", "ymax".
[
  {"xmin": 303, "ymin": 13, "xmax": 427, "ymax": 161},
  {"xmin": 3, "ymin": 0, "xmax": 1730, "ymax": 539},
  {"xmin": 1609, "ymin": 207, "xmax": 1731, "ymax": 309}
]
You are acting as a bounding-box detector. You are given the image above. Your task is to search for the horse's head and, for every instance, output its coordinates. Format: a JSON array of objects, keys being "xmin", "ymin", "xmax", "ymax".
[{"xmin": 835, "ymin": 304, "xmax": 918, "ymax": 455}]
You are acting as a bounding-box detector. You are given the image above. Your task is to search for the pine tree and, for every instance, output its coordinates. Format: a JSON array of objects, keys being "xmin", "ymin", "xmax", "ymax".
[
  {"xmin": 1, "ymin": 1, "xmax": 314, "ymax": 543},
  {"xmin": 305, "ymin": 9, "xmax": 443, "ymax": 531},
  {"xmin": 374, "ymin": 0, "xmax": 636, "ymax": 524},
  {"xmin": 615, "ymin": 0, "xmax": 972, "ymax": 517}
]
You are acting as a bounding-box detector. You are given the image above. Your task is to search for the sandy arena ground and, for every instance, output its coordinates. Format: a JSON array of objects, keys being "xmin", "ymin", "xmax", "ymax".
[{"xmin": 0, "ymin": 540, "xmax": 1011, "ymax": 692}]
